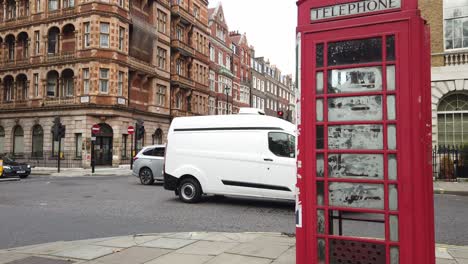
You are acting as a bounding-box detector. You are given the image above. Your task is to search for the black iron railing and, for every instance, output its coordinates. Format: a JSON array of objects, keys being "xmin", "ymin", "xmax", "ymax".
[{"xmin": 432, "ymin": 145, "xmax": 468, "ymax": 181}]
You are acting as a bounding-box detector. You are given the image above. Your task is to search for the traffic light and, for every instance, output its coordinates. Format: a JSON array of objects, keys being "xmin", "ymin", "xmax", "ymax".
[
  {"xmin": 58, "ymin": 124, "xmax": 66, "ymax": 139},
  {"xmin": 136, "ymin": 120, "xmax": 145, "ymax": 140},
  {"xmin": 277, "ymin": 110, "xmax": 284, "ymax": 118},
  {"xmin": 51, "ymin": 117, "xmax": 64, "ymax": 141}
]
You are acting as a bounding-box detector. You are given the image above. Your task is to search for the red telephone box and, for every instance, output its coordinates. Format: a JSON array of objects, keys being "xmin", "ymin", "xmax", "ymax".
[{"xmin": 296, "ymin": 1, "xmax": 434, "ymax": 263}]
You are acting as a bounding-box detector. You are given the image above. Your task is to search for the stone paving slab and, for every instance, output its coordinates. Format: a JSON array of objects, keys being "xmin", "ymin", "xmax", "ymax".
[
  {"xmin": 2, "ymin": 233, "xmax": 468, "ymax": 264},
  {"xmin": 175, "ymin": 240, "xmax": 239, "ymax": 256},
  {"xmin": 50, "ymin": 245, "xmax": 119, "ymax": 260},
  {"xmin": 84, "ymin": 247, "xmax": 170, "ymax": 264},
  {"xmin": 204, "ymin": 253, "xmax": 272, "ymax": 264},
  {"xmin": 0, "ymin": 252, "xmax": 30, "ymax": 264},
  {"xmin": 226, "ymin": 241, "xmax": 291, "ymax": 259},
  {"xmin": 4, "ymin": 256, "xmax": 75, "ymax": 264},
  {"xmin": 139, "ymin": 237, "xmax": 196, "ymax": 250},
  {"xmin": 144, "ymin": 253, "xmax": 214, "ymax": 264},
  {"xmin": 93, "ymin": 236, "xmax": 161, "ymax": 248},
  {"xmin": 272, "ymin": 246, "xmax": 296, "ymax": 264}
]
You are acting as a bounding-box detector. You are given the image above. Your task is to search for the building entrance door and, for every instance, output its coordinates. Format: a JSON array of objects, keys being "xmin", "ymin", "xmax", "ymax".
[{"xmin": 94, "ymin": 123, "xmax": 113, "ymax": 166}]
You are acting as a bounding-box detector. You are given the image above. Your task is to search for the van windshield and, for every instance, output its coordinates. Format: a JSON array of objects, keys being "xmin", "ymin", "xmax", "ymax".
[{"xmin": 268, "ymin": 132, "xmax": 296, "ymax": 158}]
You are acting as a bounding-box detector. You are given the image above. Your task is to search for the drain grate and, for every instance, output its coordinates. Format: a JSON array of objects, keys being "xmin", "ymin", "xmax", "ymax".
[
  {"xmin": 5, "ymin": 256, "xmax": 74, "ymax": 264},
  {"xmin": 329, "ymin": 239, "xmax": 386, "ymax": 264}
]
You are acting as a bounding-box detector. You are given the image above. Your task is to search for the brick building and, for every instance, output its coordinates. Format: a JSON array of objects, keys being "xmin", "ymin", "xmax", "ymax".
[
  {"xmin": 207, "ymin": 3, "xmax": 234, "ymax": 114},
  {"xmin": 0, "ymin": 0, "xmax": 209, "ymax": 167},
  {"xmin": 420, "ymin": 0, "xmax": 468, "ymax": 146},
  {"xmin": 228, "ymin": 31, "xmax": 251, "ymax": 111},
  {"xmin": 251, "ymin": 50, "xmax": 295, "ymax": 122},
  {"xmin": 170, "ymin": 0, "xmax": 210, "ymax": 117}
]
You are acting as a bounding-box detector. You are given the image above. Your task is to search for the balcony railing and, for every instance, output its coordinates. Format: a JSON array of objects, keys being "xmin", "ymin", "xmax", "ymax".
[
  {"xmin": 43, "ymin": 97, "xmax": 77, "ymax": 106},
  {"xmin": 47, "ymin": 7, "xmax": 76, "ymax": 18},
  {"xmin": 0, "ymin": 99, "xmax": 29, "ymax": 109},
  {"xmin": 171, "ymin": 39, "xmax": 195, "ymax": 56},
  {"xmin": 128, "ymin": 57, "xmax": 156, "ymax": 74},
  {"xmin": 444, "ymin": 51, "xmax": 468, "ymax": 66},
  {"xmin": 45, "ymin": 51, "xmax": 76, "ymax": 63},
  {"xmin": 171, "ymin": 73, "xmax": 195, "ymax": 88}
]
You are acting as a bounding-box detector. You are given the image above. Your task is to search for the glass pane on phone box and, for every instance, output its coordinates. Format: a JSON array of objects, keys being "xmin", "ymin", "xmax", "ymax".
[
  {"xmin": 387, "ymin": 65, "xmax": 396, "ymax": 91},
  {"xmin": 386, "ymin": 35, "xmax": 396, "ymax": 61},
  {"xmin": 317, "ymin": 181, "xmax": 325, "ymax": 206},
  {"xmin": 317, "ymin": 239, "xmax": 326, "ymax": 264},
  {"xmin": 388, "ymin": 125, "xmax": 397, "ymax": 150},
  {"xmin": 316, "ymin": 43, "xmax": 324, "ymax": 67},
  {"xmin": 328, "ymin": 95, "xmax": 382, "ymax": 122},
  {"xmin": 328, "ymin": 66, "xmax": 383, "ymax": 94},
  {"xmin": 328, "ymin": 37, "xmax": 382, "ymax": 66},
  {"xmin": 328, "ymin": 154, "xmax": 384, "ymax": 179},
  {"xmin": 388, "ymin": 154, "xmax": 398, "ymax": 180},
  {"xmin": 329, "ymin": 182, "xmax": 384, "ymax": 209},
  {"xmin": 317, "ymin": 210, "xmax": 325, "ymax": 234},
  {"xmin": 317, "ymin": 154, "xmax": 324, "ymax": 178},
  {"xmin": 328, "ymin": 125, "xmax": 383, "ymax": 150},
  {"xmin": 316, "ymin": 99, "xmax": 324, "ymax": 122},
  {"xmin": 316, "ymin": 72, "xmax": 324, "ymax": 94},
  {"xmin": 387, "ymin": 95, "xmax": 396, "ymax": 120}
]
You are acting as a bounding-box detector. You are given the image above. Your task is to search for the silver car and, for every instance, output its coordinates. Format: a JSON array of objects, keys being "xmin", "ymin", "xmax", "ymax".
[{"xmin": 132, "ymin": 145, "xmax": 165, "ymax": 185}]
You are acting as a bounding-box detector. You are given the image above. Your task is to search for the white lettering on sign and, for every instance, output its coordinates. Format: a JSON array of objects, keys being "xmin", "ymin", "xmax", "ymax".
[{"xmin": 311, "ymin": 0, "xmax": 401, "ymax": 21}]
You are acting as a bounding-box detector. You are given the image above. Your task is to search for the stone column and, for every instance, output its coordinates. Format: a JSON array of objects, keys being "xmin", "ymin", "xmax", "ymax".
[
  {"xmin": 3, "ymin": 2, "xmax": 7, "ymax": 21},
  {"xmin": 15, "ymin": 0, "xmax": 19, "ymax": 18}
]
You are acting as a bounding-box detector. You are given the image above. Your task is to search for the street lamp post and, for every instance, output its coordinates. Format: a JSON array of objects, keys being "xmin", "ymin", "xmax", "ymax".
[{"xmin": 224, "ymin": 84, "xmax": 230, "ymax": 115}]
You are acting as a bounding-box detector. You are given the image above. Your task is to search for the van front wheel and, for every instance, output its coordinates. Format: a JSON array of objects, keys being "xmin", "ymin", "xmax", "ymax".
[{"xmin": 178, "ymin": 178, "xmax": 202, "ymax": 203}]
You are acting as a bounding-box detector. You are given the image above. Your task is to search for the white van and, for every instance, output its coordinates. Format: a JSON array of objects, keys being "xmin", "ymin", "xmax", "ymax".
[{"xmin": 163, "ymin": 114, "xmax": 296, "ymax": 203}]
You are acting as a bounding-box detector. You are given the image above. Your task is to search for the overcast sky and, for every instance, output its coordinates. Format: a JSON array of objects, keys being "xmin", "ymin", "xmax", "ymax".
[{"xmin": 208, "ymin": 0, "xmax": 297, "ymax": 76}]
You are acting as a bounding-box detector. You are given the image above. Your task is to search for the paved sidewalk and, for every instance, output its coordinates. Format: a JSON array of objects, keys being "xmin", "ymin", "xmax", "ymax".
[
  {"xmin": 0, "ymin": 232, "xmax": 466, "ymax": 264},
  {"xmin": 433, "ymin": 181, "xmax": 468, "ymax": 196},
  {"xmin": 31, "ymin": 165, "xmax": 132, "ymax": 177}
]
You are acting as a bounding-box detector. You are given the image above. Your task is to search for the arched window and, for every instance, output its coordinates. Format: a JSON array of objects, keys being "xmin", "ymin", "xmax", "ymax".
[
  {"xmin": 47, "ymin": 71, "xmax": 59, "ymax": 97},
  {"xmin": 153, "ymin": 129, "xmax": 163, "ymax": 145},
  {"xmin": 32, "ymin": 125, "xmax": 44, "ymax": 157},
  {"xmin": 437, "ymin": 92, "xmax": 468, "ymax": 146},
  {"xmin": 48, "ymin": 27, "xmax": 60, "ymax": 54},
  {"xmin": 13, "ymin": 126, "xmax": 24, "ymax": 155},
  {"xmin": 0, "ymin": 127, "xmax": 5, "ymax": 154}
]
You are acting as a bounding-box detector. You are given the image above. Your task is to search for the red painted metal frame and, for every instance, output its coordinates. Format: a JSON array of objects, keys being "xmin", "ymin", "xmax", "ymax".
[{"xmin": 296, "ymin": 1, "xmax": 434, "ymax": 264}]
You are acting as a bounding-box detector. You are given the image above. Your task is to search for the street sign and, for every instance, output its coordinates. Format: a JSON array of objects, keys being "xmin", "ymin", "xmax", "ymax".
[
  {"xmin": 91, "ymin": 124, "xmax": 100, "ymax": 135},
  {"xmin": 128, "ymin": 126, "xmax": 135, "ymax": 135}
]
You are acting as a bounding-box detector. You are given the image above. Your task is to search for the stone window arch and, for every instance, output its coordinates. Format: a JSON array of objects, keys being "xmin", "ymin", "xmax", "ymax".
[
  {"xmin": 153, "ymin": 129, "xmax": 163, "ymax": 145},
  {"xmin": 0, "ymin": 126, "xmax": 5, "ymax": 154},
  {"xmin": 437, "ymin": 92, "xmax": 468, "ymax": 146},
  {"xmin": 13, "ymin": 125, "xmax": 24, "ymax": 155},
  {"xmin": 32, "ymin": 125, "xmax": 44, "ymax": 157}
]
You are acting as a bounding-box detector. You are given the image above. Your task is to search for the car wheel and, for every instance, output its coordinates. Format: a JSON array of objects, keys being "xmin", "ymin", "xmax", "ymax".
[
  {"xmin": 19, "ymin": 174, "xmax": 29, "ymax": 179},
  {"xmin": 139, "ymin": 168, "xmax": 154, "ymax": 185},
  {"xmin": 178, "ymin": 178, "xmax": 202, "ymax": 203}
]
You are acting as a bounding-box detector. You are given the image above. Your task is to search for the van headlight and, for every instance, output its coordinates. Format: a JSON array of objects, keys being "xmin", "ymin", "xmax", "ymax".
[{"xmin": 27, "ymin": 165, "xmax": 31, "ymax": 169}]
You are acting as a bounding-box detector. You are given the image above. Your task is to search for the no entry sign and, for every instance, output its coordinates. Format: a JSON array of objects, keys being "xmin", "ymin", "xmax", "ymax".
[
  {"xmin": 128, "ymin": 126, "xmax": 135, "ymax": 135},
  {"xmin": 91, "ymin": 124, "xmax": 101, "ymax": 135}
]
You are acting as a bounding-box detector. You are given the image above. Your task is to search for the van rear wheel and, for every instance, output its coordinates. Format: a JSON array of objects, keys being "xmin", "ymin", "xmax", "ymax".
[{"xmin": 178, "ymin": 178, "xmax": 202, "ymax": 203}]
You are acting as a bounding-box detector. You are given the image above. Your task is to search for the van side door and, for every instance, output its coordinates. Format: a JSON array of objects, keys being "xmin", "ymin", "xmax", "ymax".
[{"xmin": 261, "ymin": 132, "xmax": 296, "ymax": 200}]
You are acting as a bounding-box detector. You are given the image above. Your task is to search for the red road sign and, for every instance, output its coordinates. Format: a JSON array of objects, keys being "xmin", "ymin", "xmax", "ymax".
[
  {"xmin": 91, "ymin": 124, "xmax": 100, "ymax": 135},
  {"xmin": 128, "ymin": 126, "xmax": 135, "ymax": 135}
]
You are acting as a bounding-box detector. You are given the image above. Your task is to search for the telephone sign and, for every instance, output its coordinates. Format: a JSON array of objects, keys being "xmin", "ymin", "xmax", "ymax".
[{"xmin": 296, "ymin": 1, "xmax": 434, "ymax": 264}]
